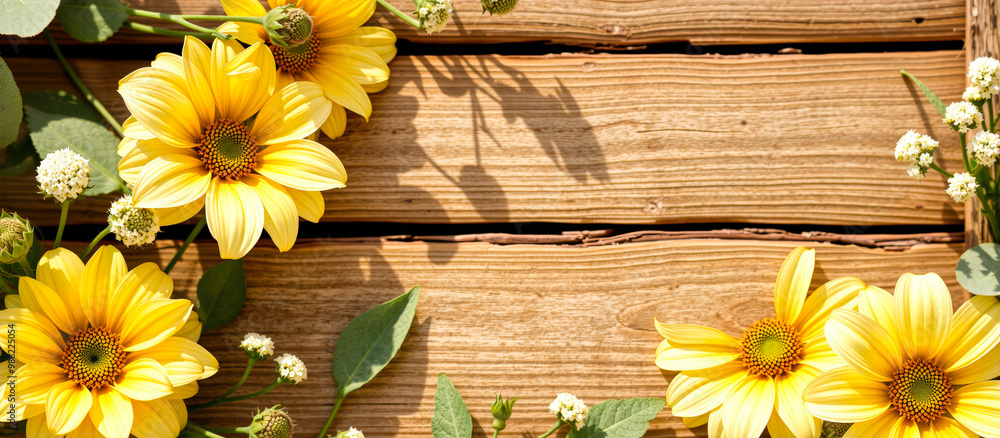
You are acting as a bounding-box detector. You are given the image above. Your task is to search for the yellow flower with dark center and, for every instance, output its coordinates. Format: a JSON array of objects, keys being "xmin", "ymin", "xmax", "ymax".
[
  {"xmin": 803, "ymin": 273, "xmax": 1000, "ymax": 437},
  {"xmin": 656, "ymin": 247, "xmax": 869, "ymax": 438},
  {"xmin": 218, "ymin": 0, "xmax": 396, "ymax": 138},
  {"xmin": 118, "ymin": 36, "xmax": 347, "ymax": 259},
  {"xmin": 2, "ymin": 246, "xmax": 217, "ymax": 438}
]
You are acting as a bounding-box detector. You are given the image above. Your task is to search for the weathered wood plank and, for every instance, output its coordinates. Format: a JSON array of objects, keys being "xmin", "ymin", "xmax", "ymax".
[
  {"xmin": 31, "ymin": 0, "xmax": 965, "ymax": 46},
  {"xmin": 57, "ymin": 238, "xmax": 963, "ymax": 437},
  {"xmin": 966, "ymin": 0, "xmax": 1000, "ymax": 248},
  {"xmin": 3, "ymin": 51, "xmax": 966, "ymax": 226}
]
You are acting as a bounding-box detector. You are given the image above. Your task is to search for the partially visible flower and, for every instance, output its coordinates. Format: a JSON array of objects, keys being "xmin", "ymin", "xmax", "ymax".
[
  {"xmin": 240, "ymin": 332, "xmax": 275, "ymax": 360},
  {"xmin": 906, "ymin": 163, "xmax": 926, "ymax": 179},
  {"xmin": 0, "ymin": 211, "xmax": 32, "ymax": 264},
  {"xmin": 963, "ymin": 85, "xmax": 989, "ymax": 104},
  {"xmin": 262, "ymin": 5, "xmax": 313, "ymax": 47},
  {"xmin": 549, "ymin": 393, "xmax": 588, "ymax": 429},
  {"xmin": 946, "ymin": 172, "xmax": 978, "ymax": 203},
  {"xmin": 970, "ymin": 130, "xmax": 1000, "ymax": 167},
  {"xmin": 276, "ymin": 353, "xmax": 307, "ymax": 384},
  {"xmin": 822, "ymin": 421, "xmax": 851, "ymax": 438},
  {"xmin": 895, "ymin": 131, "xmax": 939, "ymax": 179},
  {"xmin": 968, "ymin": 56, "xmax": 1000, "ymax": 96},
  {"xmin": 250, "ymin": 405, "xmax": 295, "ymax": 438},
  {"xmin": 415, "ymin": 0, "xmax": 454, "ymax": 34},
  {"xmin": 108, "ymin": 195, "xmax": 160, "ymax": 247},
  {"xmin": 36, "ymin": 148, "xmax": 90, "ymax": 202},
  {"xmin": 943, "ymin": 101, "xmax": 983, "ymax": 133},
  {"xmin": 333, "ymin": 427, "xmax": 365, "ymax": 438},
  {"xmin": 481, "ymin": 0, "xmax": 517, "ymax": 15},
  {"xmin": 491, "ymin": 393, "xmax": 518, "ymax": 431}
]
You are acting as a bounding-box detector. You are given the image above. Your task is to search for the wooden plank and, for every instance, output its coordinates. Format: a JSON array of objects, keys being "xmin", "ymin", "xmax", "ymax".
[
  {"xmin": 56, "ymin": 237, "xmax": 963, "ymax": 437},
  {"xmin": 2, "ymin": 51, "xmax": 966, "ymax": 226},
  {"xmin": 31, "ymin": 0, "xmax": 965, "ymax": 46},
  {"xmin": 965, "ymin": 0, "xmax": 999, "ymax": 248}
]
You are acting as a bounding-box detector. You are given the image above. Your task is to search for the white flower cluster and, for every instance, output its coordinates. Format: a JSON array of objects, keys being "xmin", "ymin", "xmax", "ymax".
[
  {"xmin": 944, "ymin": 101, "xmax": 983, "ymax": 134},
  {"xmin": 971, "ymin": 130, "xmax": 1000, "ymax": 167},
  {"xmin": 108, "ymin": 195, "xmax": 159, "ymax": 247},
  {"xmin": 964, "ymin": 86, "xmax": 989, "ymax": 104},
  {"xmin": 946, "ymin": 172, "xmax": 979, "ymax": 203},
  {"xmin": 276, "ymin": 353, "xmax": 307, "ymax": 384},
  {"xmin": 968, "ymin": 57, "xmax": 1000, "ymax": 99},
  {"xmin": 239, "ymin": 332, "xmax": 275, "ymax": 359},
  {"xmin": 416, "ymin": 0, "xmax": 453, "ymax": 34},
  {"xmin": 340, "ymin": 428, "xmax": 365, "ymax": 438},
  {"xmin": 36, "ymin": 148, "xmax": 90, "ymax": 202},
  {"xmin": 549, "ymin": 393, "xmax": 588, "ymax": 429},
  {"xmin": 894, "ymin": 130, "xmax": 939, "ymax": 179}
]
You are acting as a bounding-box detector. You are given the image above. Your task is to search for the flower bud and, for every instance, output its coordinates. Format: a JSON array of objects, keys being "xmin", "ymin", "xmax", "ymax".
[
  {"xmin": 0, "ymin": 212, "xmax": 33, "ymax": 264},
  {"xmin": 943, "ymin": 101, "xmax": 983, "ymax": 134},
  {"xmin": 548, "ymin": 393, "xmax": 588, "ymax": 429},
  {"xmin": 250, "ymin": 406, "xmax": 295, "ymax": 438},
  {"xmin": 491, "ymin": 393, "xmax": 518, "ymax": 431},
  {"xmin": 415, "ymin": 0, "xmax": 453, "ymax": 34},
  {"xmin": 108, "ymin": 195, "xmax": 160, "ymax": 247},
  {"xmin": 36, "ymin": 148, "xmax": 90, "ymax": 203},
  {"xmin": 822, "ymin": 421, "xmax": 852, "ymax": 438},
  {"xmin": 263, "ymin": 5, "xmax": 314, "ymax": 48},
  {"xmin": 946, "ymin": 172, "xmax": 978, "ymax": 203},
  {"xmin": 332, "ymin": 427, "xmax": 365, "ymax": 438},
  {"xmin": 275, "ymin": 353, "xmax": 307, "ymax": 384},
  {"xmin": 240, "ymin": 332, "xmax": 275, "ymax": 360},
  {"xmin": 481, "ymin": 0, "xmax": 517, "ymax": 15}
]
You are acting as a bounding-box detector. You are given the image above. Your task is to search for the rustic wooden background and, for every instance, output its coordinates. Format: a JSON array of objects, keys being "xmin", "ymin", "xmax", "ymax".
[{"xmin": 0, "ymin": 0, "xmax": 981, "ymax": 436}]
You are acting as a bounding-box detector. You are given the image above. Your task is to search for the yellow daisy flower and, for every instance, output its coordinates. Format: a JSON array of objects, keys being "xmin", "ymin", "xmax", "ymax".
[
  {"xmin": 803, "ymin": 273, "xmax": 1000, "ymax": 437},
  {"xmin": 118, "ymin": 36, "xmax": 347, "ymax": 259},
  {"xmin": 656, "ymin": 247, "xmax": 869, "ymax": 438},
  {"xmin": 2, "ymin": 246, "xmax": 217, "ymax": 438},
  {"xmin": 218, "ymin": 0, "xmax": 396, "ymax": 138}
]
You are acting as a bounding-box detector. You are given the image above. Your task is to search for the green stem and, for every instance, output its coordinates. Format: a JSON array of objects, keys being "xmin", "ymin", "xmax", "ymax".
[
  {"xmin": 207, "ymin": 427, "xmax": 252, "ymax": 434},
  {"xmin": 164, "ymin": 216, "xmax": 207, "ymax": 274},
  {"xmin": 16, "ymin": 258, "xmax": 33, "ymax": 277},
  {"xmin": 53, "ymin": 202, "xmax": 70, "ymax": 249},
  {"xmin": 43, "ymin": 30, "xmax": 125, "ymax": 138},
  {"xmin": 989, "ymin": 98, "xmax": 996, "ymax": 132},
  {"xmin": 376, "ymin": 0, "xmax": 423, "ymax": 29},
  {"xmin": 537, "ymin": 421, "xmax": 565, "ymax": 438},
  {"xmin": 185, "ymin": 421, "xmax": 229, "ymax": 438},
  {"xmin": 493, "ymin": 430, "xmax": 500, "ymax": 438},
  {"xmin": 976, "ymin": 191, "xmax": 1000, "ymax": 241},
  {"xmin": 124, "ymin": 21, "xmax": 217, "ymax": 39},
  {"xmin": 81, "ymin": 225, "xmax": 112, "ymax": 259},
  {"xmin": 125, "ymin": 8, "xmax": 244, "ymax": 39},
  {"xmin": 189, "ymin": 379, "xmax": 282, "ymax": 411},
  {"xmin": 929, "ymin": 162, "xmax": 952, "ymax": 178},
  {"xmin": 961, "ymin": 133, "xmax": 972, "ymax": 174},
  {"xmin": 316, "ymin": 393, "xmax": 347, "ymax": 438},
  {"xmin": 219, "ymin": 358, "xmax": 257, "ymax": 400}
]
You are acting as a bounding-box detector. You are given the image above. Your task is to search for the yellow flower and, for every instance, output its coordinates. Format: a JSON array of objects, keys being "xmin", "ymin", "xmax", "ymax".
[
  {"xmin": 656, "ymin": 247, "xmax": 868, "ymax": 438},
  {"xmin": 218, "ymin": 0, "xmax": 395, "ymax": 138},
  {"xmin": 803, "ymin": 273, "xmax": 1000, "ymax": 437},
  {"xmin": 118, "ymin": 36, "xmax": 347, "ymax": 259},
  {"xmin": 2, "ymin": 246, "xmax": 217, "ymax": 438}
]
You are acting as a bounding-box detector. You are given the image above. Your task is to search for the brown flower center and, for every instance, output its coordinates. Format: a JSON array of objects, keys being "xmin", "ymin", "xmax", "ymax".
[
  {"xmin": 266, "ymin": 35, "xmax": 321, "ymax": 74},
  {"xmin": 60, "ymin": 327, "xmax": 127, "ymax": 390},
  {"xmin": 197, "ymin": 119, "xmax": 258, "ymax": 181},
  {"xmin": 887, "ymin": 358, "xmax": 953, "ymax": 423},
  {"xmin": 737, "ymin": 317, "xmax": 804, "ymax": 377}
]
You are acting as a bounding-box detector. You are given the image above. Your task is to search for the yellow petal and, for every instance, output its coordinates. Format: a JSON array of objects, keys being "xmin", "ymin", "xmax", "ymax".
[
  {"xmin": 654, "ymin": 322, "xmax": 739, "ymax": 371},
  {"xmin": 303, "ymin": 62, "xmax": 371, "ymax": 119},
  {"xmin": 35, "ymin": 247, "xmax": 87, "ymax": 331},
  {"xmin": 149, "ymin": 53, "xmax": 184, "ymax": 78},
  {"xmin": 794, "ymin": 276, "xmax": 865, "ymax": 342},
  {"xmin": 310, "ymin": 0, "xmax": 375, "ymax": 39},
  {"xmin": 29, "ymin": 415, "xmax": 61, "ymax": 438},
  {"xmin": 926, "ymin": 416, "xmax": 978, "ymax": 438},
  {"xmin": 800, "ymin": 337, "xmax": 843, "ymax": 372},
  {"xmin": 18, "ymin": 277, "xmax": 76, "ymax": 335},
  {"xmin": 286, "ymin": 187, "xmax": 325, "ymax": 222},
  {"xmin": 127, "ymin": 337, "xmax": 218, "ymax": 386},
  {"xmin": 132, "ymin": 155, "xmax": 212, "ymax": 209},
  {"xmin": 122, "ymin": 116, "xmax": 155, "ymax": 140},
  {"xmin": 0, "ymin": 309, "xmax": 65, "ymax": 364},
  {"xmin": 257, "ymin": 139, "xmax": 347, "ymax": 191},
  {"xmin": 361, "ymin": 79, "xmax": 388, "ymax": 94},
  {"xmin": 708, "ymin": 408, "xmax": 723, "ymax": 438},
  {"xmin": 119, "ymin": 298, "xmax": 192, "ymax": 352},
  {"xmin": 856, "ymin": 286, "xmax": 898, "ymax": 340},
  {"xmin": 802, "ymin": 366, "xmax": 890, "ymax": 423},
  {"xmin": 118, "ymin": 68, "xmax": 201, "ymax": 148},
  {"xmin": 170, "ymin": 399, "xmax": 187, "ymax": 429},
  {"xmin": 319, "ymin": 104, "xmax": 347, "ymax": 139},
  {"xmin": 666, "ymin": 361, "xmax": 746, "ymax": 417},
  {"xmin": 217, "ymin": 21, "xmax": 265, "ymax": 46},
  {"xmin": 243, "ymin": 175, "xmax": 299, "ymax": 252},
  {"xmin": 167, "ymin": 381, "xmax": 199, "ymax": 400},
  {"xmin": 45, "ymin": 381, "xmax": 92, "ymax": 435},
  {"xmin": 130, "ymin": 398, "xmax": 182, "ymax": 438},
  {"xmin": 844, "ymin": 411, "xmax": 901, "ymax": 438},
  {"xmin": 766, "ymin": 413, "xmax": 796, "ymax": 438},
  {"xmin": 65, "ymin": 415, "xmax": 102, "ymax": 438},
  {"xmin": 721, "ymin": 375, "xmax": 774, "ymax": 438},
  {"xmin": 89, "ymin": 387, "xmax": 132, "ymax": 438},
  {"xmin": 220, "ymin": 0, "xmax": 266, "ymax": 17},
  {"xmin": 682, "ymin": 412, "xmax": 710, "ymax": 429},
  {"xmin": 949, "ymin": 340, "xmax": 1000, "ymax": 385},
  {"xmin": 182, "ymin": 36, "xmax": 216, "ymax": 127},
  {"xmin": 330, "ymin": 27, "xmax": 398, "ymax": 64},
  {"xmin": 890, "ymin": 419, "xmax": 921, "ymax": 438},
  {"xmin": 893, "ymin": 273, "xmax": 952, "ymax": 360},
  {"xmin": 206, "ymin": 179, "xmax": 265, "ymax": 259},
  {"xmin": 119, "ymin": 138, "xmax": 197, "ymax": 186},
  {"xmin": 938, "ymin": 295, "xmax": 1000, "ymax": 372},
  {"xmin": 79, "ymin": 246, "xmax": 128, "ymax": 328},
  {"xmin": 252, "ymin": 80, "xmax": 332, "ymax": 145},
  {"xmin": 774, "ymin": 366, "xmax": 822, "ymax": 438},
  {"xmin": 105, "ymin": 263, "xmax": 174, "ymax": 333},
  {"xmin": 948, "ymin": 380, "xmax": 1000, "ymax": 436},
  {"xmin": 315, "ymin": 44, "xmax": 389, "ymax": 86},
  {"xmin": 175, "ymin": 317, "xmax": 203, "ymax": 343},
  {"xmin": 157, "ymin": 201, "xmax": 204, "ymax": 227},
  {"xmin": 115, "ymin": 358, "xmax": 173, "ymax": 401},
  {"xmin": 211, "ymin": 41, "xmax": 275, "ymax": 122},
  {"xmin": 20, "ymin": 362, "xmax": 68, "ymax": 405},
  {"xmin": 4, "ymin": 294, "xmax": 21, "ymax": 308},
  {"xmin": 825, "ymin": 309, "xmax": 901, "ymax": 382},
  {"xmin": 774, "ymin": 247, "xmax": 814, "ymax": 325}
]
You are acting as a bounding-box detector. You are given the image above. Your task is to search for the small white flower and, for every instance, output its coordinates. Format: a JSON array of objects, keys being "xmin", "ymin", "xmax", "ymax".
[
  {"xmin": 969, "ymin": 57, "xmax": 1000, "ymax": 96},
  {"xmin": 275, "ymin": 353, "xmax": 307, "ymax": 384},
  {"xmin": 339, "ymin": 428, "xmax": 365, "ymax": 438},
  {"xmin": 906, "ymin": 163, "xmax": 926, "ymax": 179},
  {"xmin": 548, "ymin": 393, "xmax": 588, "ymax": 429},
  {"xmin": 946, "ymin": 172, "xmax": 978, "ymax": 203},
  {"xmin": 107, "ymin": 195, "xmax": 159, "ymax": 247},
  {"xmin": 36, "ymin": 148, "xmax": 90, "ymax": 203},
  {"xmin": 415, "ymin": 0, "xmax": 453, "ymax": 34},
  {"xmin": 944, "ymin": 101, "xmax": 984, "ymax": 134},
  {"xmin": 239, "ymin": 332, "xmax": 275, "ymax": 359},
  {"xmin": 964, "ymin": 85, "xmax": 989, "ymax": 103},
  {"xmin": 970, "ymin": 130, "xmax": 1000, "ymax": 167},
  {"xmin": 894, "ymin": 130, "xmax": 938, "ymax": 162}
]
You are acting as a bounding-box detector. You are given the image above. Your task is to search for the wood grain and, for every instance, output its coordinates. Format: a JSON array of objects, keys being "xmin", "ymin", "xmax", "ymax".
[
  {"xmin": 2, "ymin": 51, "xmax": 966, "ymax": 226},
  {"xmin": 965, "ymin": 0, "xmax": 999, "ymax": 248},
  {"xmin": 57, "ymin": 237, "xmax": 963, "ymax": 438},
  {"xmin": 29, "ymin": 0, "xmax": 965, "ymax": 46}
]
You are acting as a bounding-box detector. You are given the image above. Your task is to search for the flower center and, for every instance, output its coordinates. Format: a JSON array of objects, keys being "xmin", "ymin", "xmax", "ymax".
[
  {"xmin": 196, "ymin": 119, "xmax": 258, "ymax": 181},
  {"xmin": 266, "ymin": 35, "xmax": 321, "ymax": 74},
  {"xmin": 0, "ymin": 218, "xmax": 25, "ymax": 250},
  {"xmin": 887, "ymin": 358, "xmax": 953, "ymax": 423},
  {"xmin": 737, "ymin": 317, "xmax": 804, "ymax": 377},
  {"xmin": 60, "ymin": 327, "xmax": 127, "ymax": 390}
]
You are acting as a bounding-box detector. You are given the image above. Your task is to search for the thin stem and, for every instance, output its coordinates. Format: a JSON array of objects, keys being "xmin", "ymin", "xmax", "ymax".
[
  {"xmin": 53, "ymin": 202, "xmax": 70, "ymax": 249},
  {"xmin": 207, "ymin": 427, "xmax": 252, "ymax": 434},
  {"xmin": 185, "ymin": 421, "xmax": 229, "ymax": 438},
  {"xmin": 961, "ymin": 133, "xmax": 972, "ymax": 174},
  {"xmin": 43, "ymin": 30, "xmax": 125, "ymax": 138},
  {"xmin": 81, "ymin": 225, "xmax": 112, "ymax": 259},
  {"xmin": 976, "ymin": 191, "xmax": 1000, "ymax": 241},
  {"xmin": 988, "ymin": 97, "xmax": 995, "ymax": 132},
  {"xmin": 537, "ymin": 421, "xmax": 564, "ymax": 438},
  {"xmin": 929, "ymin": 162, "xmax": 952, "ymax": 178},
  {"xmin": 219, "ymin": 358, "xmax": 258, "ymax": 400},
  {"xmin": 189, "ymin": 379, "xmax": 283, "ymax": 411},
  {"xmin": 125, "ymin": 8, "xmax": 240, "ymax": 39},
  {"xmin": 316, "ymin": 393, "xmax": 347, "ymax": 438},
  {"xmin": 164, "ymin": 216, "xmax": 207, "ymax": 274},
  {"xmin": 376, "ymin": 0, "xmax": 423, "ymax": 29},
  {"xmin": 173, "ymin": 14, "xmax": 265, "ymax": 24},
  {"xmin": 493, "ymin": 430, "xmax": 500, "ymax": 438},
  {"xmin": 124, "ymin": 21, "xmax": 216, "ymax": 39},
  {"xmin": 16, "ymin": 258, "xmax": 33, "ymax": 277}
]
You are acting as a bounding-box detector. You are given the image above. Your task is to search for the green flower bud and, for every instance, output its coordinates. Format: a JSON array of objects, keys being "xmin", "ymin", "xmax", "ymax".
[
  {"xmin": 0, "ymin": 212, "xmax": 33, "ymax": 264},
  {"xmin": 250, "ymin": 406, "xmax": 295, "ymax": 438},
  {"xmin": 491, "ymin": 393, "xmax": 518, "ymax": 432},
  {"xmin": 481, "ymin": 0, "xmax": 517, "ymax": 16},
  {"xmin": 822, "ymin": 421, "xmax": 852, "ymax": 438},
  {"xmin": 263, "ymin": 5, "xmax": 314, "ymax": 48},
  {"xmin": 331, "ymin": 427, "xmax": 364, "ymax": 438}
]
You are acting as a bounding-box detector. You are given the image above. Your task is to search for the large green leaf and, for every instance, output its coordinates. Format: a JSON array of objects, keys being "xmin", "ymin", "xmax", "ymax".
[
  {"xmin": 332, "ymin": 286, "xmax": 420, "ymax": 396},
  {"xmin": 957, "ymin": 243, "xmax": 1000, "ymax": 296},
  {"xmin": 56, "ymin": 0, "xmax": 129, "ymax": 43},
  {"xmin": 22, "ymin": 91, "xmax": 102, "ymax": 126},
  {"xmin": 431, "ymin": 373, "xmax": 472, "ymax": 438},
  {"xmin": 568, "ymin": 398, "xmax": 665, "ymax": 438},
  {"xmin": 900, "ymin": 69, "xmax": 947, "ymax": 118},
  {"xmin": 0, "ymin": 57, "xmax": 21, "ymax": 148},
  {"xmin": 196, "ymin": 259, "xmax": 247, "ymax": 331},
  {"xmin": 0, "ymin": 135, "xmax": 37, "ymax": 178},
  {"xmin": 0, "ymin": 0, "xmax": 59, "ymax": 37}
]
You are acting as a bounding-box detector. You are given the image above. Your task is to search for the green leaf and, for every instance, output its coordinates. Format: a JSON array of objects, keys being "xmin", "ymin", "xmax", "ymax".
[
  {"xmin": 56, "ymin": 0, "xmax": 129, "ymax": 43},
  {"xmin": 23, "ymin": 91, "xmax": 124, "ymax": 196},
  {"xmin": 0, "ymin": 135, "xmax": 38, "ymax": 178},
  {"xmin": 900, "ymin": 69, "xmax": 947, "ymax": 118},
  {"xmin": 568, "ymin": 398, "xmax": 665, "ymax": 438},
  {"xmin": 196, "ymin": 259, "xmax": 247, "ymax": 331},
  {"xmin": 957, "ymin": 243, "xmax": 1000, "ymax": 296},
  {"xmin": 431, "ymin": 373, "xmax": 472, "ymax": 438},
  {"xmin": 0, "ymin": 57, "xmax": 21, "ymax": 149},
  {"xmin": 332, "ymin": 286, "xmax": 420, "ymax": 396},
  {"xmin": 0, "ymin": 0, "xmax": 59, "ymax": 37}
]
